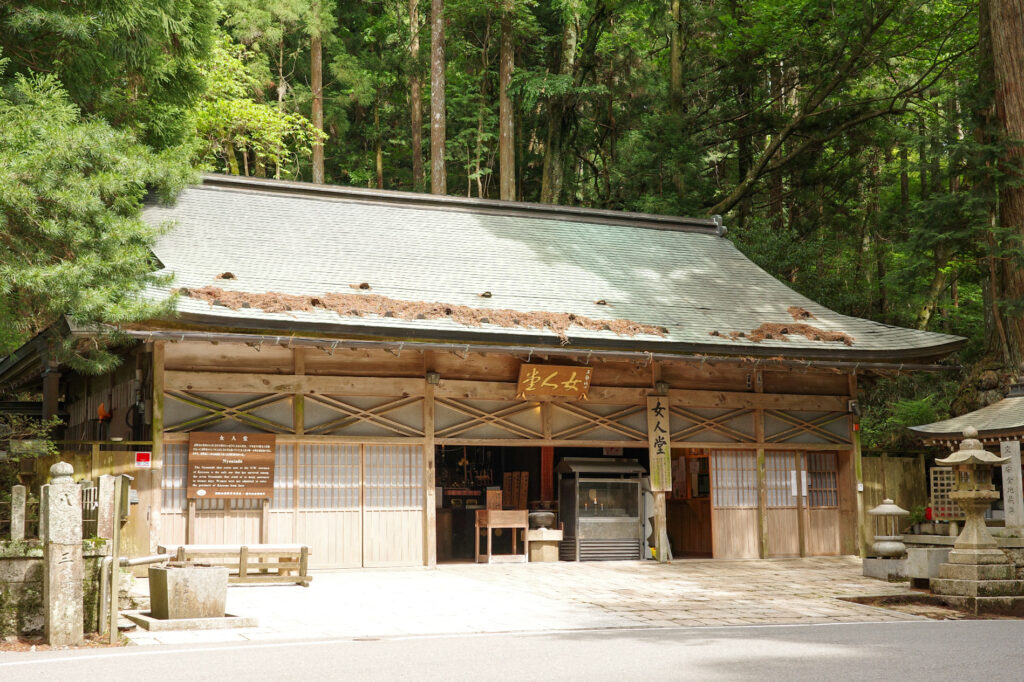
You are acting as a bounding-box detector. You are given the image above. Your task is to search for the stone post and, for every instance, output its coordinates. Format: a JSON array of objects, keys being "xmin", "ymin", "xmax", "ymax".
[
  {"xmin": 96, "ymin": 474, "xmax": 116, "ymax": 540},
  {"xmin": 42, "ymin": 461, "xmax": 84, "ymax": 646},
  {"xmin": 10, "ymin": 484, "xmax": 26, "ymax": 540},
  {"xmin": 1000, "ymin": 441, "xmax": 1024, "ymax": 530}
]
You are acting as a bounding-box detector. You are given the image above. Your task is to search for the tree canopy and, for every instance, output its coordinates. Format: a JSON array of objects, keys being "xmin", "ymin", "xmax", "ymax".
[{"xmin": 3, "ymin": 0, "xmax": 1024, "ymax": 446}]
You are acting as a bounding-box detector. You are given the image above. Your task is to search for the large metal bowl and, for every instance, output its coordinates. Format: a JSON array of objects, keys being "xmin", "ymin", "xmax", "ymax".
[{"xmin": 529, "ymin": 511, "xmax": 555, "ymax": 529}]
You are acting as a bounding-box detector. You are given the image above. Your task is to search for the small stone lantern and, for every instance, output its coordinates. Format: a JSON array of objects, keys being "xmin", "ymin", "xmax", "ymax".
[
  {"xmin": 868, "ymin": 499, "xmax": 910, "ymax": 557},
  {"xmin": 935, "ymin": 426, "xmax": 1008, "ymax": 557}
]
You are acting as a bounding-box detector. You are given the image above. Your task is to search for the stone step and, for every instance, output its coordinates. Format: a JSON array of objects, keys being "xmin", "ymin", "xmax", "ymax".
[
  {"xmin": 936, "ymin": 595, "xmax": 1024, "ymax": 617},
  {"xmin": 930, "ymin": 578, "xmax": 1024, "ymax": 598},
  {"xmin": 937, "ymin": 563, "xmax": 1015, "ymax": 581}
]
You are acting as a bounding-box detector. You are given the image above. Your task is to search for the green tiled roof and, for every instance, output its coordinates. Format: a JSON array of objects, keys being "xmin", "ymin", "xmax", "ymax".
[{"xmin": 140, "ymin": 174, "xmax": 964, "ymax": 361}]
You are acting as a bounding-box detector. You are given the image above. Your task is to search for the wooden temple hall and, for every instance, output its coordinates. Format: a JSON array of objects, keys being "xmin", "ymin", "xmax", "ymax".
[{"xmin": 0, "ymin": 174, "xmax": 965, "ymax": 568}]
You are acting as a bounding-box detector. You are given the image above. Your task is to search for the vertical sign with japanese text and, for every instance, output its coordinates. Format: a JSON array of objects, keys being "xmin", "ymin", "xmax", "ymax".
[
  {"xmin": 1001, "ymin": 440, "xmax": 1024, "ymax": 529},
  {"xmin": 647, "ymin": 396, "xmax": 672, "ymax": 492}
]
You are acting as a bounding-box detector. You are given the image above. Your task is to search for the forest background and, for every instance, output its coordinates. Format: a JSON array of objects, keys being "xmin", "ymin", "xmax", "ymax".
[{"xmin": 3, "ymin": 0, "xmax": 1024, "ymax": 450}]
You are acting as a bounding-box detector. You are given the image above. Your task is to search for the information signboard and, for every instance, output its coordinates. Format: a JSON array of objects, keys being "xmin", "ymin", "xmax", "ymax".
[
  {"xmin": 187, "ymin": 433, "xmax": 275, "ymax": 499},
  {"xmin": 515, "ymin": 364, "xmax": 592, "ymax": 400}
]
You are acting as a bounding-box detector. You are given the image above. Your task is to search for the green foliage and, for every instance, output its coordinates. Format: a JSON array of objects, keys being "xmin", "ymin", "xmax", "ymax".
[
  {"xmin": 859, "ymin": 373, "xmax": 960, "ymax": 449},
  {"xmin": 0, "ymin": 66, "xmax": 192, "ymax": 369},
  {"xmin": 0, "ymin": 414, "xmax": 58, "ymax": 492},
  {"xmin": 194, "ymin": 35, "xmax": 324, "ymax": 178},
  {"xmin": 0, "ymin": 0, "xmax": 217, "ymax": 150},
  {"xmin": 0, "ymin": 0, "xmax": 1011, "ymax": 440}
]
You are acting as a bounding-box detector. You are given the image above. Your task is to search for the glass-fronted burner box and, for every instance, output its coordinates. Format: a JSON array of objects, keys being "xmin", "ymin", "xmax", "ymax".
[{"xmin": 556, "ymin": 458, "xmax": 646, "ymax": 561}]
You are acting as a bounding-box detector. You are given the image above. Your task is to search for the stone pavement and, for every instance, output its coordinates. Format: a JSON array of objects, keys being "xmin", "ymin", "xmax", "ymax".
[{"xmin": 124, "ymin": 556, "xmax": 923, "ymax": 646}]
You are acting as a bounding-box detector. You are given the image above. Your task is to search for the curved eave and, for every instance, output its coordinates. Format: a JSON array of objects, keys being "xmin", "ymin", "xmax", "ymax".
[
  {"xmin": 163, "ymin": 309, "xmax": 965, "ymax": 363},
  {"xmin": 910, "ymin": 395, "xmax": 1024, "ymax": 444}
]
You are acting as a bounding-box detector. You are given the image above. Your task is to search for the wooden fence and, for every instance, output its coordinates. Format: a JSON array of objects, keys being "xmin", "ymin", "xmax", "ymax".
[{"xmin": 862, "ymin": 454, "xmax": 927, "ymax": 513}]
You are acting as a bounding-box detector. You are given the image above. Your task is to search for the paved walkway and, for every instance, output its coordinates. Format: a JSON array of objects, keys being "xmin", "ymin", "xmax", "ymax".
[{"xmin": 125, "ymin": 556, "xmax": 922, "ymax": 646}]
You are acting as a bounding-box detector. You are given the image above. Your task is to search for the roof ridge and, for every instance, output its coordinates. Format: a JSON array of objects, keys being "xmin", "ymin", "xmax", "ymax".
[{"xmin": 199, "ymin": 174, "xmax": 721, "ymax": 234}]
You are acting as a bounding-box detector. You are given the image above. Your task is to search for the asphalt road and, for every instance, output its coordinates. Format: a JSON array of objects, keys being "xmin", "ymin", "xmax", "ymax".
[{"xmin": 1, "ymin": 620, "xmax": 1018, "ymax": 681}]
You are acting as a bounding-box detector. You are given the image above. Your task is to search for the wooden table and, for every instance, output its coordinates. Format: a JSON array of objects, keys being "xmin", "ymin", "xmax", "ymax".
[{"xmin": 475, "ymin": 510, "xmax": 528, "ymax": 563}]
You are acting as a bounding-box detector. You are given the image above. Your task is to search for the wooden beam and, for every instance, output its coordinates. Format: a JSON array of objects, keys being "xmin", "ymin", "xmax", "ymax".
[
  {"xmin": 164, "ymin": 371, "xmax": 424, "ymax": 397},
  {"xmin": 669, "ymin": 389, "xmax": 847, "ymax": 412},
  {"xmin": 162, "ymin": 432, "xmax": 425, "ymax": 445},
  {"xmin": 438, "ymin": 438, "xmax": 649, "ymax": 448},
  {"xmin": 436, "ymin": 380, "xmax": 648, "ymax": 405}
]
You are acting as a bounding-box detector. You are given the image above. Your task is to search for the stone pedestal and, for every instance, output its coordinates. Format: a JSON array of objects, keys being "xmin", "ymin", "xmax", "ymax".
[
  {"xmin": 42, "ymin": 461, "xmax": 84, "ymax": 647},
  {"xmin": 862, "ymin": 557, "xmax": 907, "ymax": 581},
  {"xmin": 526, "ymin": 528, "xmax": 563, "ymax": 562},
  {"xmin": 930, "ymin": 488, "xmax": 1024, "ymax": 615},
  {"xmin": 149, "ymin": 563, "xmax": 228, "ymax": 620}
]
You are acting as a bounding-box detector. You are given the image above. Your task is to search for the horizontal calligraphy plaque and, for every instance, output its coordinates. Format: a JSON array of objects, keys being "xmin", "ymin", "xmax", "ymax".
[
  {"xmin": 516, "ymin": 364, "xmax": 592, "ymax": 400},
  {"xmin": 187, "ymin": 432, "xmax": 275, "ymax": 499}
]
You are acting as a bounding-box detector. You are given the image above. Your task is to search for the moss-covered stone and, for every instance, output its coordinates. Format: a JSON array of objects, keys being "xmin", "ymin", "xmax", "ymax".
[
  {"xmin": 0, "ymin": 553, "xmax": 106, "ymax": 636},
  {"xmin": 0, "ymin": 539, "xmax": 43, "ymax": 559}
]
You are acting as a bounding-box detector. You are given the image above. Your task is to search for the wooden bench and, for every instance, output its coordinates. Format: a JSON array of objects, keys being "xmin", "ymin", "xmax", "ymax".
[{"xmin": 157, "ymin": 544, "xmax": 312, "ymax": 586}]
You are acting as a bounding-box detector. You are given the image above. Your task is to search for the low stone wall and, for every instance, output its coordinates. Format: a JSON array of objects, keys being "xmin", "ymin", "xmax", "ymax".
[{"xmin": 0, "ymin": 539, "xmax": 110, "ymax": 637}]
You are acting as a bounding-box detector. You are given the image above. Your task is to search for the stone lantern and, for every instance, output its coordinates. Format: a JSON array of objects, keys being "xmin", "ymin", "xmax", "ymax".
[
  {"xmin": 867, "ymin": 499, "xmax": 909, "ymax": 558},
  {"xmin": 930, "ymin": 427, "xmax": 1024, "ymax": 615},
  {"xmin": 934, "ymin": 426, "xmax": 1008, "ymax": 562}
]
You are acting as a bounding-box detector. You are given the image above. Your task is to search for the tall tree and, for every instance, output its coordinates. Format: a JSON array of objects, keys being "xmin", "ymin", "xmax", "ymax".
[
  {"xmin": 0, "ymin": 0, "xmax": 217, "ymax": 150},
  {"xmin": 498, "ymin": 0, "xmax": 515, "ymax": 200},
  {"xmin": 539, "ymin": 2, "xmax": 580, "ymax": 204},
  {"xmin": 990, "ymin": 0, "xmax": 1024, "ymax": 363},
  {"xmin": 410, "ymin": 0, "xmax": 425, "ymax": 191},
  {"xmin": 0, "ymin": 70, "xmax": 192, "ymax": 368},
  {"xmin": 311, "ymin": 1, "xmax": 325, "ymax": 183},
  {"xmin": 430, "ymin": 0, "xmax": 447, "ymax": 194}
]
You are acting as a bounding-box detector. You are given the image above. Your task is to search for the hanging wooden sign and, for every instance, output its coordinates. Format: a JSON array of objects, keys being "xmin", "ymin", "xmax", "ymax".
[
  {"xmin": 516, "ymin": 364, "xmax": 592, "ymax": 400},
  {"xmin": 647, "ymin": 396, "xmax": 672, "ymax": 492},
  {"xmin": 187, "ymin": 432, "xmax": 276, "ymax": 499}
]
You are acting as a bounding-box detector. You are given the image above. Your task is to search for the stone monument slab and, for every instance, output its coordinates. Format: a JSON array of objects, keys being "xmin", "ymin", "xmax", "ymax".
[{"xmin": 1001, "ymin": 441, "xmax": 1024, "ymax": 529}]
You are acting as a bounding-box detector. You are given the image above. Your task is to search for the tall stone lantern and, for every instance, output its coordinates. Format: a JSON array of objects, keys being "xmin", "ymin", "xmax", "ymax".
[
  {"xmin": 931, "ymin": 427, "xmax": 1024, "ymax": 616},
  {"xmin": 935, "ymin": 426, "xmax": 1008, "ymax": 563}
]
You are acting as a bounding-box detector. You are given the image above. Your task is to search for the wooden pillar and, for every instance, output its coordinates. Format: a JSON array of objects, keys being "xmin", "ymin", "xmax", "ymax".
[
  {"xmin": 292, "ymin": 349, "xmax": 304, "ymax": 541},
  {"xmin": 260, "ymin": 499, "xmax": 270, "ymax": 543},
  {"xmin": 653, "ymin": 491, "xmax": 667, "ymax": 562},
  {"xmin": 186, "ymin": 499, "xmax": 196, "ymax": 544},
  {"xmin": 754, "ymin": 371, "xmax": 767, "ymax": 559},
  {"xmin": 423, "ymin": 377, "xmax": 437, "ymax": 567},
  {"xmin": 91, "ymin": 442, "xmax": 100, "ymax": 481},
  {"xmin": 541, "ymin": 446, "xmax": 554, "ymax": 502},
  {"xmin": 293, "ymin": 349, "xmax": 305, "ymax": 436},
  {"xmin": 42, "ymin": 362, "xmax": 61, "ymax": 421},
  {"xmin": 148, "ymin": 341, "xmax": 165, "ymax": 554},
  {"xmin": 795, "ymin": 451, "xmax": 807, "ymax": 557},
  {"xmin": 849, "ymin": 372, "xmax": 867, "ymax": 558},
  {"xmin": 756, "ymin": 447, "xmax": 767, "ymax": 559}
]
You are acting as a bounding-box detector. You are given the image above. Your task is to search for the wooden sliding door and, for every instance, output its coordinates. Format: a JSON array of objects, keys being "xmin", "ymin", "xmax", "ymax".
[
  {"xmin": 804, "ymin": 452, "xmax": 840, "ymax": 556},
  {"xmin": 710, "ymin": 450, "xmax": 759, "ymax": 559}
]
